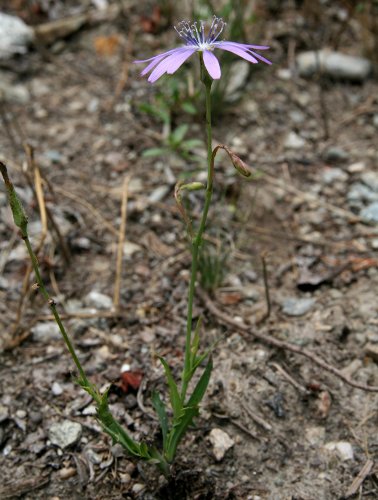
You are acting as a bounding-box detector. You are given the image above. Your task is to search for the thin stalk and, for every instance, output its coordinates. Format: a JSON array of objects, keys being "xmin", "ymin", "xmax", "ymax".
[
  {"xmin": 23, "ymin": 235, "xmax": 99, "ymax": 402},
  {"xmin": 181, "ymin": 58, "xmax": 213, "ymax": 401}
]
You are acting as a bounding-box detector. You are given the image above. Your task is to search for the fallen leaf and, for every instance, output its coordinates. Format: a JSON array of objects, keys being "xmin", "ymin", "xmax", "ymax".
[{"xmin": 120, "ymin": 370, "xmax": 143, "ymax": 393}]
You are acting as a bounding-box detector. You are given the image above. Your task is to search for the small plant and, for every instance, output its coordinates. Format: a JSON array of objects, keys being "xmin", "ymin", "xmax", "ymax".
[
  {"xmin": 199, "ymin": 241, "xmax": 229, "ymax": 292},
  {"xmin": 1, "ymin": 16, "xmax": 271, "ymax": 475}
]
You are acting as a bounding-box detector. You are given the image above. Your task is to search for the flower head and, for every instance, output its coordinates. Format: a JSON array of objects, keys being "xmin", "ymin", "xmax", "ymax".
[{"xmin": 134, "ymin": 16, "xmax": 272, "ymax": 83}]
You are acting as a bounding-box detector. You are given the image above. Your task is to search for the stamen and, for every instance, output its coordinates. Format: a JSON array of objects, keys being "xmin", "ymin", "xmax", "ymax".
[{"xmin": 174, "ymin": 17, "xmax": 227, "ymax": 48}]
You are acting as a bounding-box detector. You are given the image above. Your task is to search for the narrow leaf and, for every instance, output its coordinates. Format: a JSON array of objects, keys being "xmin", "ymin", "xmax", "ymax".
[
  {"xmin": 159, "ymin": 357, "xmax": 182, "ymax": 418},
  {"xmin": 165, "ymin": 406, "xmax": 199, "ymax": 463},
  {"xmin": 187, "ymin": 357, "xmax": 213, "ymax": 407},
  {"xmin": 142, "ymin": 147, "xmax": 168, "ymax": 158}
]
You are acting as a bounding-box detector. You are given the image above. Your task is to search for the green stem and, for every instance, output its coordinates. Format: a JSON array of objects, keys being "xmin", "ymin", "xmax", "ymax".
[
  {"xmin": 181, "ymin": 58, "xmax": 213, "ymax": 401},
  {"xmin": 23, "ymin": 235, "xmax": 99, "ymax": 403}
]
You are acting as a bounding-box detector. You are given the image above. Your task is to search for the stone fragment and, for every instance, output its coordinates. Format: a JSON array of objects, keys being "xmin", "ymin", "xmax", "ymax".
[
  {"xmin": 361, "ymin": 202, "xmax": 378, "ymax": 223},
  {"xmin": 0, "ymin": 13, "xmax": 34, "ymax": 59},
  {"xmin": 282, "ymin": 297, "xmax": 316, "ymax": 316},
  {"xmin": 321, "ymin": 167, "xmax": 348, "ymax": 184},
  {"xmin": 208, "ymin": 428, "xmax": 235, "ymax": 461},
  {"xmin": 297, "ymin": 50, "xmax": 371, "ymax": 82},
  {"xmin": 284, "ymin": 131, "xmax": 305, "ymax": 149},
  {"xmin": 51, "ymin": 382, "xmax": 63, "ymax": 396},
  {"xmin": 49, "ymin": 420, "xmax": 82, "ymax": 449},
  {"xmin": 324, "ymin": 441, "xmax": 354, "ymax": 461},
  {"xmin": 323, "ymin": 146, "xmax": 349, "ymax": 163},
  {"xmin": 84, "ymin": 290, "xmax": 113, "ymax": 310},
  {"xmin": 32, "ymin": 321, "xmax": 61, "ymax": 342},
  {"xmin": 361, "ymin": 171, "xmax": 378, "ymax": 192}
]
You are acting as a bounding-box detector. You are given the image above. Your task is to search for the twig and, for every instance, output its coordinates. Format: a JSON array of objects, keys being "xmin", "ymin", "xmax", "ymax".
[
  {"xmin": 113, "ymin": 175, "xmax": 130, "ymax": 311},
  {"xmin": 269, "ymin": 362, "xmax": 309, "ymax": 395},
  {"xmin": 198, "ymin": 289, "xmax": 378, "ymax": 393},
  {"xmin": 344, "ymin": 459, "xmax": 374, "ymax": 499},
  {"xmin": 241, "ymin": 402, "xmax": 272, "ymax": 432},
  {"xmin": 257, "ymin": 251, "xmax": 271, "ymax": 324},
  {"xmin": 213, "ymin": 412, "xmax": 259, "ymax": 440}
]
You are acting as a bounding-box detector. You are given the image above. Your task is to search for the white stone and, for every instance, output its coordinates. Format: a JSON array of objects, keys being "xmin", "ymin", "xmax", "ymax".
[
  {"xmin": 208, "ymin": 428, "xmax": 235, "ymax": 461},
  {"xmin": 284, "ymin": 131, "xmax": 305, "ymax": 149},
  {"xmin": 324, "ymin": 441, "xmax": 354, "ymax": 461},
  {"xmin": 32, "ymin": 321, "xmax": 61, "ymax": 342},
  {"xmin": 51, "ymin": 382, "xmax": 63, "ymax": 396},
  {"xmin": 297, "ymin": 50, "xmax": 371, "ymax": 82},
  {"xmin": 84, "ymin": 290, "xmax": 113, "ymax": 310},
  {"xmin": 49, "ymin": 420, "xmax": 82, "ymax": 449},
  {"xmin": 0, "ymin": 13, "xmax": 34, "ymax": 59}
]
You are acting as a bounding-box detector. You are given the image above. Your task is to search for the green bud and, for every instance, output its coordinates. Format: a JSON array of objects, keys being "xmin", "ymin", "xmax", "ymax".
[{"xmin": 180, "ymin": 182, "xmax": 206, "ymax": 191}]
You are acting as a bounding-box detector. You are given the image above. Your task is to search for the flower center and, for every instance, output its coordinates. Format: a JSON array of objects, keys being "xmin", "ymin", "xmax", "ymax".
[{"xmin": 174, "ymin": 16, "xmax": 226, "ymax": 49}]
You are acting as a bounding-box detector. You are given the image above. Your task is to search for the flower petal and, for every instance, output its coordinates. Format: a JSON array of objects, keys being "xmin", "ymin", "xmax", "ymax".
[
  {"xmin": 215, "ymin": 41, "xmax": 270, "ymax": 50},
  {"xmin": 167, "ymin": 48, "xmax": 197, "ymax": 74},
  {"xmin": 138, "ymin": 48, "xmax": 191, "ymax": 77},
  {"xmin": 148, "ymin": 48, "xmax": 196, "ymax": 83},
  {"xmin": 133, "ymin": 47, "xmax": 180, "ymax": 64},
  {"xmin": 215, "ymin": 42, "xmax": 258, "ymax": 64},
  {"xmin": 248, "ymin": 50, "xmax": 272, "ymax": 65},
  {"xmin": 203, "ymin": 50, "xmax": 221, "ymax": 79}
]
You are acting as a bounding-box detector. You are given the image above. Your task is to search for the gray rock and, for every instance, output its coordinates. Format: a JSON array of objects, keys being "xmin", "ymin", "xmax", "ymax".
[
  {"xmin": 297, "ymin": 50, "xmax": 371, "ymax": 82},
  {"xmin": 323, "ymin": 147, "xmax": 349, "ymax": 163},
  {"xmin": 282, "ymin": 297, "xmax": 316, "ymax": 316},
  {"xmin": 321, "ymin": 167, "xmax": 348, "ymax": 184},
  {"xmin": 347, "ymin": 183, "xmax": 377, "ymax": 203},
  {"xmin": 373, "ymin": 114, "xmax": 378, "ymax": 128},
  {"xmin": 84, "ymin": 290, "xmax": 113, "ymax": 310},
  {"xmin": 49, "ymin": 420, "xmax": 82, "ymax": 449},
  {"xmin": 284, "ymin": 131, "xmax": 305, "ymax": 149},
  {"xmin": 360, "ymin": 202, "xmax": 378, "ymax": 223},
  {"xmin": 0, "ymin": 13, "xmax": 34, "ymax": 59},
  {"xmin": 225, "ymin": 60, "xmax": 250, "ymax": 102},
  {"xmin": 32, "ymin": 321, "xmax": 61, "ymax": 342},
  {"xmin": 361, "ymin": 171, "xmax": 378, "ymax": 192}
]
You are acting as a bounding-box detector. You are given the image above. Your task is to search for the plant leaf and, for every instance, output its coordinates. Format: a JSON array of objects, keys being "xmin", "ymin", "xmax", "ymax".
[
  {"xmin": 152, "ymin": 391, "xmax": 169, "ymax": 446},
  {"xmin": 165, "ymin": 406, "xmax": 199, "ymax": 463},
  {"xmin": 159, "ymin": 357, "xmax": 182, "ymax": 419},
  {"xmin": 170, "ymin": 124, "xmax": 189, "ymax": 146},
  {"xmin": 142, "ymin": 147, "xmax": 168, "ymax": 158},
  {"xmin": 187, "ymin": 356, "xmax": 213, "ymax": 407}
]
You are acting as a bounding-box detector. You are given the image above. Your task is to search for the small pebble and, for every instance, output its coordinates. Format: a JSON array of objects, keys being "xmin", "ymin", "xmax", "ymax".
[
  {"xmin": 324, "ymin": 441, "xmax": 354, "ymax": 461},
  {"xmin": 132, "ymin": 483, "xmax": 146, "ymax": 494},
  {"xmin": 49, "ymin": 420, "xmax": 82, "ymax": 449},
  {"xmin": 59, "ymin": 467, "xmax": 77, "ymax": 480},
  {"xmin": 15, "ymin": 409, "xmax": 27, "ymax": 419},
  {"xmin": 208, "ymin": 428, "xmax": 235, "ymax": 461},
  {"xmin": 52, "ymin": 382, "xmax": 63, "ymax": 396}
]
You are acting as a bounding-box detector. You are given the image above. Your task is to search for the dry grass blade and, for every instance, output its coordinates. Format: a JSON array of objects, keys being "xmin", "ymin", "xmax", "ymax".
[{"xmin": 113, "ymin": 175, "xmax": 130, "ymax": 311}]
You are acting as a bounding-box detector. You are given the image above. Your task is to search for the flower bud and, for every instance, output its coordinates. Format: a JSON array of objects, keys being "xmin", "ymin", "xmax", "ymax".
[{"xmin": 180, "ymin": 182, "xmax": 206, "ymax": 191}]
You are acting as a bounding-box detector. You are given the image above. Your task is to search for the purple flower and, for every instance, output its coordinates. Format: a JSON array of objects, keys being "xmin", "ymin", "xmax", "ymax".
[{"xmin": 134, "ymin": 16, "xmax": 271, "ymax": 83}]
